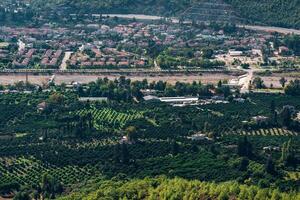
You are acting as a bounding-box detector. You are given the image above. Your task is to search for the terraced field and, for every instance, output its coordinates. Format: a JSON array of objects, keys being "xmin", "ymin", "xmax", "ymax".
[
  {"xmin": 0, "ymin": 156, "xmax": 101, "ymax": 186},
  {"xmin": 223, "ymin": 128, "xmax": 299, "ymax": 136},
  {"xmin": 76, "ymin": 107, "xmax": 144, "ymax": 130},
  {"xmin": 180, "ymin": 0, "xmax": 244, "ymax": 23}
]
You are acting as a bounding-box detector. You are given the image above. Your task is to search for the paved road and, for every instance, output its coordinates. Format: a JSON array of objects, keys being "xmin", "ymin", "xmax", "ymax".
[
  {"xmin": 101, "ymin": 14, "xmax": 163, "ymax": 20},
  {"xmin": 239, "ymin": 25, "xmax": 300, "ymax": 35}
]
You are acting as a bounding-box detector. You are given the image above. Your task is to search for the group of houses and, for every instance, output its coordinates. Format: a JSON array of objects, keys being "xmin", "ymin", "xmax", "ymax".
[{"xmin": 69, "ymin": 47, "xmax": 148, "ymax": 69}]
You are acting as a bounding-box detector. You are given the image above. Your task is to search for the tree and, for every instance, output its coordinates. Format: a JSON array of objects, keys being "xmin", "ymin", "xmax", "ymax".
[
  {"xmin": 270, "ymin": 100, "xmax": 275, "ymax": 114},
  {"xmin": 126, "ymin": 126, "xmax": 138, "ymax": 142},
  {"xmin": 48, "ymin": 93, "xmax": 64, "ymax": 105},
  {"xmin": 279, "ymin": 77, "xmax": 287, "ymax": 88},
  {"xmin": 239, "ymin": 157, "xmax": 249, "ymax": 171},
  {"xmin": 172, "ymin": 141, "xmax": 179, "ymax": 156},
  {"xmin": 284, "ymin": 34, "xmax": 300, "ymax": 55},
  {"xmin": 121, "ymin": 143, "xmax": 130, "ymax": 164},
  {"xmin": 280, "ymin": 106, "xmax": 294, "ymax": 127},
  {"xmin": 223, "ymin": 23, "xmax": 237, "ymax": 34},
  {"xmin": 241, "ymin": 63, "xmax": 250, "ymax": 69},
  {"xmin": 285, "ymin": 79, "xmax": 300, "ymax": 96},
  {"xmin": 252, "ymin": 77, "xmax": 265, "ymax": 89},
  {"xmin": 217, "ymin": 80, "xmax": 222, "ymax": 88},
  {"xmin": 40, "ymin": 173, "xmax": 63, "ymax": 199},
  {"xmin": 270, "ymin": 100, "xmax": 278, "ymax": 125},
  {"xmin": 13, "ymin": 191, "xmax": 30, "ymax": 200},
  {"xmin": 114, "ymin": 143, "xmax": 121, "ymax": 163},
  {"xmin": 237, "ymin": 136, "xmax": 253, "ymax": 158},
  {"xmin": 201, "ymin": 48, "xmax": 214, "ymax": 59},
  {"xmin": 281, "ymin": 140, "xmax": 298, "ymax": 169},
  {"xmin": 265, "ymin": 156, "xmax": 276, "ymax": 175}
]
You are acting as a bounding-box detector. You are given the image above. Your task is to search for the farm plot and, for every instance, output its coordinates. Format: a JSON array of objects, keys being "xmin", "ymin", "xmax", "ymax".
[
  {"xmin": 223, "ymin": 128, "xmax": 299, "ymax": 137},
  {"xmin": 0, "ymin": 156, "xmax": 101, "ymax": 186},
  {"xmin": 285, "ymin": 171, "xmax": 300, "ymax": 181},
  {"xmin": 76, "ymin": 107, "xmax": 144, "ymax": 130}
]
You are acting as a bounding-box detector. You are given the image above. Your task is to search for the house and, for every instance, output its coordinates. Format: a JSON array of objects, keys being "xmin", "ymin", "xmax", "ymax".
[
  {"xmin": 252, "ymin": 49, "xmax": 262, "ymax": 57},
  {"xmin": 120, "ymin": 136, "xmax": 130, "ymax": 144},
  {"xmin": 233, "ymin": 98, "xmax": 246, "ymax": 103},
  {"xmin": 278, "ymin": 46, "xmax": 289, "ymax": 54},
  {"xmin": 187, "ymin": 133, "xmax": 206, "ymax": 141},
  {"xmin": 118, "ymin": 61, "xmax": 129, "ymax": 67},
  {"xmin": 140, "ymin": 89, "xmax": 158, "ymax": 96},
  {"xmin": 37, "ymin": 101, "xmax": 48, "ymax": 111},
  {"xmin": 252, "ymin": 116, "xmax": 269, "ymax": 125},
  {"xmin": 263, "ymin": 146, "xmax": 280, "ymax": 152},
  {"xmin": 187, "ymin": 133, "xmax": 213, "ymax": 141},
  {"xmin": 159, "ymin": 97, "xmax": 198, "ymax": 104},
  {"xmin": 297, "ymin": 112, "xmax": 300, "ymax": 121},
  {"xmin": 143, "ymin": 95, "xmax": 159, "ymax": 101},
  {"xmin": 229, "ymin": 50, "xmax": 243, "ymax": 57},
  {"xmin": 79, "ymin": 97, "xmax": 108, "ymax": 102}
]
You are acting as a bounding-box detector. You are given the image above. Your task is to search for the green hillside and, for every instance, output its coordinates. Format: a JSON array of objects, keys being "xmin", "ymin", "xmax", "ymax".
[
  {"xmin": 58, "ymin": 176, "xmax": 300, "ymax": 200},
  {"xmin": 225, "ymin": 0, "xmax": 300, "ymax": 28},
  {"xmin": 31, "ymin": 0, "xmax": 300, "ymax": 28},
  {"xmin": 2, "ymin": 0, "xmax": 300, "ymax": 28},
  {"xmin": 30, "ymin": 0, "xmax": 192, "ymax": 16}
]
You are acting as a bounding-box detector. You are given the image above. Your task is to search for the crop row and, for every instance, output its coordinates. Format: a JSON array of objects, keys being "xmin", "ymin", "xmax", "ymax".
[
  {"xmin": 76, "ymin": 108, "xmax": 143, "ymax": 130},
  {"xmin": 0, "ymin": 156, "xmax": 100, "ymax": 186},
  {"xmin": 223, "ymin": 128, "xmax": 299, "ymax": 137}
]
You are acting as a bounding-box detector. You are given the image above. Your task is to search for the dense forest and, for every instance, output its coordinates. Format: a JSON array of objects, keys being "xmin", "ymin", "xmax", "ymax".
[
  {"xmin": 30, "ymin": 0, "xmax": 192, "ymax": 16},
  {"xmin": 225, "ymin": 0, "xmax": 300, "ymax": 28},
  {"xmin": 2, "ymin": 0, "xmax": 300, "ymax": 28},
  {"xmin": 34, "ymin": 0, "xmax": 300, "ymax": 28}
]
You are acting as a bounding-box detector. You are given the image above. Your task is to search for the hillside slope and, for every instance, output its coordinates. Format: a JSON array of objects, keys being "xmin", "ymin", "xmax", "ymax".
[
  {"xmin": 225, "ymin": 0, "xmax": 300, "ymax": 28},
  {"xmin": 58, "ymin": 177, "xmax": 300, "ymax": 200},
  {"xmin": 34, "ymin": 0, "xmax": 300, "ymax": 28},
  {"xmin": 3, "ymin": 0, "xmax": 300, "ymax": 28}
]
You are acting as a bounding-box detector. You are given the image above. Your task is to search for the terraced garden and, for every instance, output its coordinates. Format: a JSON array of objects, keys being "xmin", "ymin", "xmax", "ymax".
[
  {"xmin": 75, "ymin": 107, "xmax": 144, "ymax": 130},
  {"xmin": 223, "ymin": 128, "xmax": 299, "ymax": 137}
]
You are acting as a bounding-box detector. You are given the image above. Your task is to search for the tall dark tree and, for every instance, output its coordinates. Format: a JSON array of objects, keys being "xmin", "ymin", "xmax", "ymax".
[
  {"xmin": 172, "ymin": 141, "xmax": 179, "ymax": 156},
  {"xmin": 265, "ymin": 156, "xmax": 276, "ymax": 175},
  {"xmin": 114, "ymin": 143, "xmax": 121, "ymax": 163},
  {"xmin": 121, "ymin": 143, "xmax": 130, "ymax": 164},
  {"xmin": 239, "ymin": 157, "xmax": 249, "ymax": 171},
  {"xmin": 270, "ymin": 100, "xmax": 275, "ymax": 114},
  {"xmin": 13, "ymin": 191, "xmax": 30, "ymax": 200},
  {"xmin": 237, "ymin": 136, "xmax": 253, "ymax": 158},
  {"xmin": 40, "ymin": 173, "xmax": 63, "ymax": 199},
  {"xmin": 279, "ymin": 77, "xmax": 287, "ymax": 88},
  {"xmin": 280, "ymin": 106, "xmax": 294, "ymax": 127}
]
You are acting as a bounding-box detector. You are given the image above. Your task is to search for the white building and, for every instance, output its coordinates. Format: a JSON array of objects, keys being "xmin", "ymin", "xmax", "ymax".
[
  {"xmin": 159, "ymin": 97, "xmax": 198, "ymax": 104},
  {"xmin": 229, "ymin": 50, "xmax": 243, "ymax": 57}
]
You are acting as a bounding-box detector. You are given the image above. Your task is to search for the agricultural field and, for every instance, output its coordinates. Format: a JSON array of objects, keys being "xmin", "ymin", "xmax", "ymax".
[
  {"xmin": 224, "ymin": 128, "xmax": 299, "ymax": 137},
  {"xmin": 0, "ymin": 156, "xmax": 101, "ymax": 187},
  {"xmin": 75, "ymin": 107, "xmax": 144, "ymax": 131},
  {"xmin": 0, "ymin": 84, "xmax": 299, "ymax": 199}
]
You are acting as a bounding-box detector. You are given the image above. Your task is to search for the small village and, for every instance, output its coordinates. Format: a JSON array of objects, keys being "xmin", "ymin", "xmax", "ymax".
[{"xmin": 0, "ymin": 16, "xmax": 299, "ymax": 71}]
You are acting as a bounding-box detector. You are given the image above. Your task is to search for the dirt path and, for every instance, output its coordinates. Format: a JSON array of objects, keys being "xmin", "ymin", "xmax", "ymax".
[
  {"xmin": 154, "ymin": 60, "xmax": 161, "ymax": 71},
  {"xmin": 239, "ymin": 68, "xmax": 254, "ymax": 93},
  {"xmin": 60, "ymin": 52, "xmax": 72, "ymax": 70}
]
